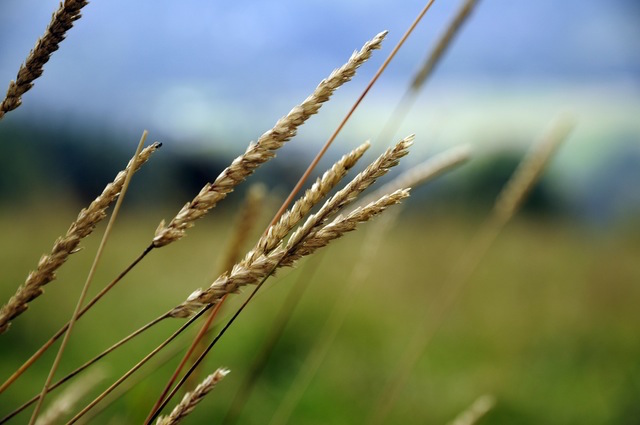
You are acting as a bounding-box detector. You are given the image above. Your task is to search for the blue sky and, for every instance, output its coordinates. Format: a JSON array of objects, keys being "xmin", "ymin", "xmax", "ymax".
[
  {"xmin": 0, "ymin": 0, "xmax": 638, "ymax": 163},
  {"xmin": 1, "ymin": 1, "xmax": 637, "ymax": 112}
]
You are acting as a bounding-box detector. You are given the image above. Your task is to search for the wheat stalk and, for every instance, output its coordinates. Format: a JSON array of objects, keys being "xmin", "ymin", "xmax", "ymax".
[
  {"xmin": 284, "ymin": 189, "xmax": 410, "ymax": 264},
  {"xmin": 184, "ymin": 143, "xmax": 368, "ymax": 391},
  {"xmin": 149, "ymin": 189, "xmax": 410, "ymax": 423},
  {"xmin": 168, "ymin": 137, "xmax": 411, "ymax": 319},
  {"xmin": 152, "ymin": 31, "xmax": 387, "ymax": 247},
  {"xmin": 155, "ymin": 369, "xmax": 229, "ymax": 425},
  {"xmin": 246, "ymin": 141, "xmax": 370, "ymax": 265},
  {"xmin": 286, "ymin": 135, "xmax": 413, "ymax": 250},
  {"xmin": 29, "ymin": 132, "xmax": 150, "ymax": 424},
  {"xmin": 0, "ymin": 0, "xmax": 89, "ymax": 120},
  {"xmin": 0, "ymin": 140, "xmax": 161, "ymax": 334},
  {"xmin": 268, "ymin": 147, "xmax": 471, "ymax": 425},
  {"xmin": 0, "ymin": 29, "xmax": 387, "ymax": 396}
]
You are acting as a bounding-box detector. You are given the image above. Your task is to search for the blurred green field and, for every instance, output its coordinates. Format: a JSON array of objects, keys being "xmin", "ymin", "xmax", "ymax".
[{"xmin": 0, "ymin": 205, "xmax": 638, "ymax": 424}]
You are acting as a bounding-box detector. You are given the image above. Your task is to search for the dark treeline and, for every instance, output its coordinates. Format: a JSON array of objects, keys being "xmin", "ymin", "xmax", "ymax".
[{"xmin": 1, "ymin": 121, "xmax": 637, "ymax": 226}]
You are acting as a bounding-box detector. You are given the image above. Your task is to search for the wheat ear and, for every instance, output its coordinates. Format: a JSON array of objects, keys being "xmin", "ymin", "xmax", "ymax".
[
  {"xmin": 169, "ymin": 138, "xmax": 411, "ymax": 318},
  {"xmin": 0, "ymin": 141, "xmax": 161, "ymax": 334},
  {"xmin": 150, "ymin": 189, "xmax": 410, "ymax": 423},
  {"xmin": 148, "ymin": 142, "xmax": 371, "ymax": 417},
  {"xmin": 284, "ymin": 189, "xmax": 410, "ymax": 264},
  {"xmin": 152, "ymin": 31, "xmax": 387, "ymax": 247},
  {"xmin": 246, "ymin": 141, "xmax": 370, "ymax": 265},
  {"xmin": 29, "ymin": 132, "xmax": 149, "ymax": 425},
  {"xmin": 155, "ymin": 368, "xmax": 229, "ymax": 425},
  {"xmin": 166, "ymin": 141, "xmax": 370, "ymax": 318},
  {"xmin": 185, "ymin": 184, "xmax": 267, "ymax": 390},
  {"xmin": 286, "ymin": 135, "xmax": 413, "ymax": 249},
  {"xmin": 0, "ymin": 0, "xmax": 89, "ymax": 120},
  {"xmin": 354, "ymin": 144, "xmax": 470, "ymax": 209}
]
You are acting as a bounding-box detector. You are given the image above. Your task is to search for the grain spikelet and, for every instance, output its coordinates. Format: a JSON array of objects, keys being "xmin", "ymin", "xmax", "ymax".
[
  {"xmin": 244, "ymin": 141, "xmax": 370, "ymax": 265},
  {"xmin": 155, "ymin": 368, "xmax": 229, "ymax": 425},
  {"xmin": 0, "ymin": 142, "xmax": 161, "ymax": 334},
  {"xmin": 152, "ymin": 31, "xmax": 387, "ymax": 247},
  {"xmin": 410, "ymin": 0, "xmax": 480, "ymax": 91},
  {"xmin": 285, "ymin": 189, "xmax": 410, "ymax": 263},
  {"xmin": 169, "ymin": 187, "xmax": 409, "ymax": 319},
  {"xmin": 0, "ymin": 0, "xmax": 89, "ymax": 120},
  {"xmin": 168, "ymin": 138, "xmax": 410, "ymax": 318},
  {"xmin": 286, "ymin": 135, "xmax": 413, "ymax": 249},
  {"xmin": 354, "ymin": 144, "xmax": 470, "ymax": 209}
]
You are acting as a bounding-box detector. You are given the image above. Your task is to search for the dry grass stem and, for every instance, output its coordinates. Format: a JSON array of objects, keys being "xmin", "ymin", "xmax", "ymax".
[
  {"xmin": 493, "ymin": 115, "xmax": 575, "ymax": 221},
  {"xmin": 150, "ymin": 189, "xmax": 409, "ymax": 421},
  {"xmin": 410, "ymin": 0, "xmax": 480, "ymax": 91},
  {"xmin": 155, "ymin": 369, "xmax": 229, "ymax": 425},
  {"xmin": 0, "ymin": 312, "xmax": 169, "ymax": 423},
  {"xmin": 0, "ymin": 0, "xmax": 89, "ymax": 120},
  {"xmin": 168, "ymin": 138, "xmax": 412, "ymax": 319},
  {"xmin": 285, "ymin": 189, "xmax": 409, "ymax": 263},
  {"xmin": 446, "ymin": 395, "xmax": 496, "ymax": 425},
  {"xmin": 219, "ymin": 184, "xmax": 267, "ymax": 274},
  {"xmin": 367, "ymin": 117, "xmax": 574, "ymax": 425},
  {"xmin": 246, "ymin": 141, "xmax": 370, "ymax": 265},
  {"xmin": 269, "ymin": 0, "xmax": 436, "ymax": 227},
  {"xmin": 0, "ymin": 141, "xmax": 161, "ymax": 334},
  {"xmin": 269, "ymin": 207, "xmax": 401, "ymax": 425},
  {"xmin": 377, "ymin": 0, "xmax": 480, "ymax": 146},
  {"xmin": 286, "ymin": 135, "xmax": 413, "ymax": 250},
  {"xmin": 34, "ymin": 371, "xmax": 104, "ymax": 425},
  {"xmin": 354, "ymin": 144, "xmax": 471, "ymax": 210},
  {"xmin": 64, "ymin": 307, "xmax": 211, "ymax": 425},
  {"xmin": 29, "ymin": 132, "xmax": 150, "ymax": 424},
  {"xmin": 184, "ymin": 184, "xmax": 267, "ymax": 389},
  {"xmin": 152, "ymin": 31, "xmax": 387, "ymax": 248}
]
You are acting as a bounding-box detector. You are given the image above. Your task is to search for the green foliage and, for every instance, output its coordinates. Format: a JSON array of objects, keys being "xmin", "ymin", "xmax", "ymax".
[{"xmin": 0, "ymin": 209, "xmax": 638, "ymax": 423}]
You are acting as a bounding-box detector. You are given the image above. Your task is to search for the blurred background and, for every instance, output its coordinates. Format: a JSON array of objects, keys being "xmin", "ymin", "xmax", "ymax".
[{"xmin": 0, "ymin": 0, "xmax": 638, "ymax": 424}]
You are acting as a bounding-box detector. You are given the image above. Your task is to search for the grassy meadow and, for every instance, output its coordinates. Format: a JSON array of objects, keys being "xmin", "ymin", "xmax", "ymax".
[
  {"xmin": 1, "ymin": 1, "xmax": 639, "ymax": 424},
  {"xmin": 0, "ymin": 203, "xmax": 638, "ymax": 424}
]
